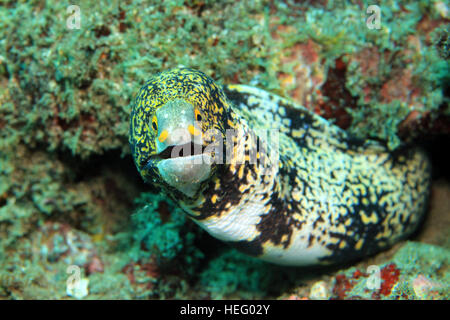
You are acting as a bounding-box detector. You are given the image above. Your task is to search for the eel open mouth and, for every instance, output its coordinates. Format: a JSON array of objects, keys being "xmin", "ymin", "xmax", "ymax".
[
  {"xmin": 148, "ymin": 142, "xmax": 213, "ymax": 198},
  {"xmin": 150, "ymin": 142, "xmax": 206, "ymax": 162}
]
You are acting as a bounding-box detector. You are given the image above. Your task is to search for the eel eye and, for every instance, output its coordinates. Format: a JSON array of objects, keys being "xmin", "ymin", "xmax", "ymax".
[
  {"xmin": 152, "ymin": 116, "xmax": 158, "ymax": 131},
  {"xmin": 195, "ymin": 108, "xmax": 202, "ymax": 122}
]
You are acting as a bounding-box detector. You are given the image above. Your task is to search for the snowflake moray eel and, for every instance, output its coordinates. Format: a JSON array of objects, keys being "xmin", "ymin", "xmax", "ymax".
[{"xmin": 129, "ymin": 68, "xmax": 431, "ymax": 266}]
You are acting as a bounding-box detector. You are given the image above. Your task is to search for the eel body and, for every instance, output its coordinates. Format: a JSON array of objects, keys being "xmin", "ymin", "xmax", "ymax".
[{"xmin": 129, "ymin": 68, "xmax": 431, "ymax": 266}]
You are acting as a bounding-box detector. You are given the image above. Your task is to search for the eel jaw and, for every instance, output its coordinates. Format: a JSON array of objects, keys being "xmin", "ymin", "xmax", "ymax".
[
  {"xmin": 146, "ymin": 145, "xmax": 213, "ymax": 198},
  {"xmin": 155, "ymin": 152, "xmax": 213, "ymax": 198}
]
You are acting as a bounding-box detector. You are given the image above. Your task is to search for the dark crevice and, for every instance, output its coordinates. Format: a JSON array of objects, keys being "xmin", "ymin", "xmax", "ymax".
[
  {"xmin": 54, "ymin": 148, "xmax": 144, "ymax": 189},
  {"xmin": 422, "ymin": 134, "xmax": 450, "ymax": 181}
]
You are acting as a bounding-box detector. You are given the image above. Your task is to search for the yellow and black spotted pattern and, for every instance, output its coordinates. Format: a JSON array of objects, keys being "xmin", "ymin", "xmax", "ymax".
[{"xmin": 129, "ymin": 68, "xmax": 432, "ymax": 266}]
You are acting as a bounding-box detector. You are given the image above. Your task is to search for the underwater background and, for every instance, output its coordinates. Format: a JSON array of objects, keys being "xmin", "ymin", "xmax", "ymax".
[{"xmin": 0, "ymin": 0, "xmax": 449, "ymax": 299}]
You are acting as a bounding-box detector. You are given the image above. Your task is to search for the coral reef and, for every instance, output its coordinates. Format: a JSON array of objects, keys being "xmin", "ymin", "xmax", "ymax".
[{"xmin": 0, "ymin": 0, "xmax": 448, "ymax": 299}]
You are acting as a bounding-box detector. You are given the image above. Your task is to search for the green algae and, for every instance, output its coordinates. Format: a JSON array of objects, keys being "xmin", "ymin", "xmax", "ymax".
[
  {"xmin": 198, "ymin": 248, "xmax": 288, "ymax": 299},
  {"xmin": 128, "ymin": 192, "xmax": 204, "ymax": 268},
  {"xmin": 1, "ymin": 0, "xmax": 278, "ymax": 159}
]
